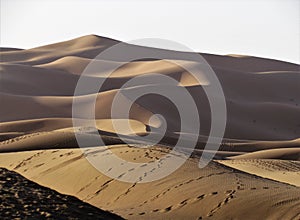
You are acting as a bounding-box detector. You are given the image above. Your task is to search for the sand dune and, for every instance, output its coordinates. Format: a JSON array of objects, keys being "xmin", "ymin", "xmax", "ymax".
[
  {"xmin": 218, "ymin": 159, "xmax": 300, "ymax": 187},
  {"xmin": 0, "ymin": 35, "xmax": 299, "ymax": 219},
  {"xmin": 0, "ymin": 147, "xmax": 299, "ymax": 219},
  {"xmin": 1, "ymin": 37, "xmax": 299, "ymax": 140},
  {"xmin": 0, "ymin": 35, "xmax": 119, "ymax": 65}
]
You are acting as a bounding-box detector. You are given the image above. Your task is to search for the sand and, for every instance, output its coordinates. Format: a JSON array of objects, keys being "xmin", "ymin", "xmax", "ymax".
[{"xmin": 0, "ymin": 34, "xmax": 299, "ymax": 219}]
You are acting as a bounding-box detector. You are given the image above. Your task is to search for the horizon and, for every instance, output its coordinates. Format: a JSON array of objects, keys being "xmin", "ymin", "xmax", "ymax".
[
  {"xmin": 1, "ymin": 33, "xmax": 300, "ymax": 65},
  {"xmin": 1, "ymin": 0, "xmax": 299, "ymax": 64}
]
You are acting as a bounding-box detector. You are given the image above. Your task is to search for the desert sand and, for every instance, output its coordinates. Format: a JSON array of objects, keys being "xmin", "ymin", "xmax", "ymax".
[{"xmin": 0, "ymin": 35, "xmax": 299, "ymax": 219}]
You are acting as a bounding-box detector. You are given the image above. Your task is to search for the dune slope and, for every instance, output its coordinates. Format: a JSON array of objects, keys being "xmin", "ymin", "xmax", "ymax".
[{"xmin": 0, "ymin": 35, "xmax": 299, "ymax": 219}]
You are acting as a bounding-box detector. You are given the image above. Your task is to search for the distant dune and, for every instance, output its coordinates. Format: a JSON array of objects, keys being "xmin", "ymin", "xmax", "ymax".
[{"xmin": 0, "ymin": 35, "xmax": 299, "ymax": 219}]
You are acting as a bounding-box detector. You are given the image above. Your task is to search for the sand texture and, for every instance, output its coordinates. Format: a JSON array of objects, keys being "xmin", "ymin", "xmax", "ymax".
[{"xmin": 0, "ymin": 35, "xmax": 299, "ymax": 219}]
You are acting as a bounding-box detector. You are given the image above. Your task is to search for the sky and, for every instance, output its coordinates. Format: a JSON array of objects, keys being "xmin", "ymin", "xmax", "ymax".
[{"xmin": 1, "ymin": 0, "xmax": 299, "ymax": 64}]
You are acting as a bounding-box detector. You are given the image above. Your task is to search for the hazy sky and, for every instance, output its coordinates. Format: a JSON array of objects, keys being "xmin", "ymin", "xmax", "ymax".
[{"xmin": 1, "ymin": 0, "xmax": 299, "ymax": 64}]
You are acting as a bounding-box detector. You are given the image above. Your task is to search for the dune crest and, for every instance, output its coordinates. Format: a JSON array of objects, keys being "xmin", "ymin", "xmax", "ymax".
[{"xmin": 0, "ymin": 35, "xmax": 299, "ymax": 219}]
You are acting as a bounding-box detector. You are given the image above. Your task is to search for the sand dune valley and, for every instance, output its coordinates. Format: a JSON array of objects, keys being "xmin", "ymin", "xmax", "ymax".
[{"xmin": 0, "ymin": 35, "xmax": 300, "ymax": 219}]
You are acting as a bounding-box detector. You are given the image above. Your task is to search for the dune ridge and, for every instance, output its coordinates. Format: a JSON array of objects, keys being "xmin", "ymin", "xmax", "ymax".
[{"xmin": 0, "ymin": 35, "xmax": 299, "ymax": 219}]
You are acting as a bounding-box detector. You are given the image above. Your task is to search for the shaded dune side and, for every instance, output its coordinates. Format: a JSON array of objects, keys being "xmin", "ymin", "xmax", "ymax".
[
  {"xmin": 1, "ymin": 82, "xmax": 299, "ymax": 141},
  {"xmin": 0, "ymin": 34, "xmax": 299, "ymax": 155},
  {"xmin": 1, "ymin": 35, "xmax": 299, "ymax": 142},
  {"xmin": 1, "ymin": 35, "xmax": 299, "ymax": 71}
]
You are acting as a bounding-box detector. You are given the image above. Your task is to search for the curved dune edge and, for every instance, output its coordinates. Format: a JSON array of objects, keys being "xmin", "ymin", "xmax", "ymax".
[
  {"xmin": 0, "ymin": 146, "xmax": 299, "ymax": 219},
  {"xmin": 217, "ymin": 159, "xmax": 300, "ymax": 187},
  {"xmin": 1, "ymin": 35, "xmax": 300, "ymax": 219},
  {"xmin": 1, "ymin": 34, "xmax": 300, "ymax": 141}
]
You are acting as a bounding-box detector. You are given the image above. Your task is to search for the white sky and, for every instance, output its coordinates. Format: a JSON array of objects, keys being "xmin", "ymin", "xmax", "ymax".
[{"xmin": 1, "ymin": 0, "xmax": 299, "ymax": 64}]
